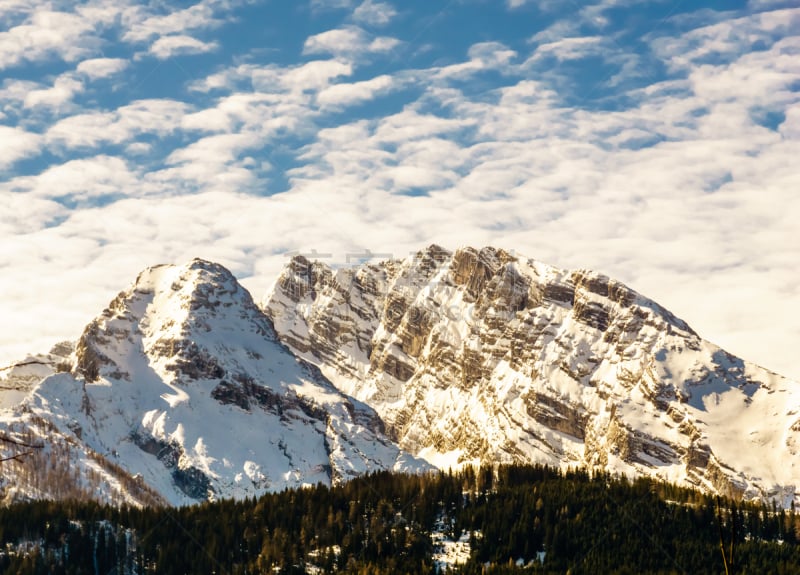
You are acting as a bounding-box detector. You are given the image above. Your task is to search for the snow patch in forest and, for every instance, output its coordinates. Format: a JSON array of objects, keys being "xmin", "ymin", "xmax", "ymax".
[{"xmin": 431, "ymin": 515, "xmax": 477, "ymax": 572}]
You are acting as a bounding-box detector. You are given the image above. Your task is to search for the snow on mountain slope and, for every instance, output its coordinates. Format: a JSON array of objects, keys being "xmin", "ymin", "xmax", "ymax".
[
  {"xmin": 0, "ymin": 259, "xmax": 428, "ymax": 506},
  {"xmin": 264, "ymin": 245, "xmax": 800, "ymax": 506},
  {"xmin": 0, "ymin": 342, "xmax": 72, "ymax": 409}
]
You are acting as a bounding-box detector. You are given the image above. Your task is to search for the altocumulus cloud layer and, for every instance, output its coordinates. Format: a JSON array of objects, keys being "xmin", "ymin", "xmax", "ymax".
[{"xmin": 1, "ymin": 0, "xmax": 798, "ymax": 379}]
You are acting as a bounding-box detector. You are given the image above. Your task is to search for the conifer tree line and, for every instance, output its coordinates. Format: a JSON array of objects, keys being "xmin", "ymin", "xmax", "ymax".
[{"xmin": 1, "ymin": 464, "xmax": 799, "ymax": 574}]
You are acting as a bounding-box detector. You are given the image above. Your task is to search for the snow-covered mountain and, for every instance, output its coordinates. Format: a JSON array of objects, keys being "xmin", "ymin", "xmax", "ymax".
[
  {"xmin": 3, "ymin": 247, "xmax": 798, "ymax": 508},
  {"xmin": 0, "ymin": 259, "xmax": 428, "ymax": 506},
  {"xmin": 265, "ymin": 245, "xmax": 800, "ymax": 506}
]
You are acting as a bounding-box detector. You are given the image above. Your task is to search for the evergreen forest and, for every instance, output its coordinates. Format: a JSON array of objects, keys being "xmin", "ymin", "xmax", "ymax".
[{"xmin": 1, "ymin": 464, "xmax": 799, "ymax": 574}]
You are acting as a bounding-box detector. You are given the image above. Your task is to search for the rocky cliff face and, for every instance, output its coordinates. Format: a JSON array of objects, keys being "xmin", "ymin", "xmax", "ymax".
[
  {"xmin": 0, "ymin": 259, "xmax": 428, "ymax": 506},
  {"xmin": 265, "ymin": 245, "xmax": 800, "ymax": 505}
]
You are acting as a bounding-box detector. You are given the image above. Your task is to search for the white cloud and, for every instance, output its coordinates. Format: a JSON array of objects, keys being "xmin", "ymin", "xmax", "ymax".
[
  {"xmin": 76, "ymin": 57, "xmax": 129, "ymax": 79},
  {"xmin": 368, "ymin": 36, "xmax": 400, "ymax": 52},
  {"xmin": 303, "ymin": 26, "xmax": 401, "ymax": 58},
  {"xmin": 0, "ymin": 10, "xmax": 101, "ymax": 70},
  {"xmin": 192, "ymin": 60, "xmax": 355, "ymax": 98},
  {"xmin": 651, "ymin": 8, "xmax": 800, "ymax": 71},
  {"xmin": 140, "ymin": 133, "xmax": 269, "ymax": 195},
  {"xmin": 523, "ymin": 33, "xmax": 642, "ymax": 87},
  {"xmin": 46, "ymin": 99, "xmax": 190, "ymax": 149},
  {"xmin": 126, "ymin": 142, "xmax": 152, "ymax": 155},
  {"xmin": 44, "ymin": 111, "xmax": 118, "ymax": 148},
  {"xmin": 372, "ymin": 109, "xmax": 475, "ymax": 143},
  {"xmin": 780, "ymin": 106, "xmax": 800, "ymax": 139},
  {"xmin": 0, "ymin": 0, "xmax": 38, "ymax": 19},
  {"xmin": 182, "ymin": 93, "xmax": 280, "ymax": 132},
  {"xmin": 317, "ymin": 74, "xmax": 395, "ymax": 107},
  {"xmin": 467, "ymin": 41, "xmax": 518, "ymax": 66},
  {"xmin": 24, "ymin": 74, "xmax": 84, "ymax": 110},
  {"xmin": 121, "ymin": 1, "xmax": 223, "ymax": 43},
  {"xmin": 353, "ymin": 0, "xmax": 397, "ymax": 26},
  {"xmin": 280, "ymin": 60, "xmax": 354, "ymax": 92},
  {"xmin": 148, "ymin": 34, "xmax": 218, "ymax": 59},
  {"xmin": 432, "ymin": 42, "xmax": 518, "ymax": 80},
  {"xmin": 303, "ymin": 27, "xmax": 363, "ymax": 55},
  {"xmin": 7, "ymin": 155, "xmax": 139, "ymax": 204},
  {"xmin": 0, "ymin": 191, "xmax": 66, "ymax": 236},
  {"xmin": 166, "ymin": 133, "xmax": 262, "ymax": 166},
  {"xmin": 182, "ymin": 60, "xmax": 361, "ymax": 157},
  {"xmin": 0, "ymin": 78, "xmax": 39, "ymax": 108},
  {"xmin": 0, "ymin": 125, "xmax": 41, "ymax": 168},
  {"xmin": 528, "ymin": 36, "xmax": 606, "ymax": 61}
]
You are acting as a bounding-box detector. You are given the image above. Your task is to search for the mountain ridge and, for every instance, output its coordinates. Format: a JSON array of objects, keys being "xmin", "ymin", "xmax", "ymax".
[{"xmin": 1, "ymin": 247, "xmax": 798, "ymax": 507}]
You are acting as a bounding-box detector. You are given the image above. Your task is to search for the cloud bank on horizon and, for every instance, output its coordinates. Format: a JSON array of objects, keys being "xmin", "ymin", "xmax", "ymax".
[{"xmin": 1, "ymin": 0, "xmax": 798, "ymax": 380}]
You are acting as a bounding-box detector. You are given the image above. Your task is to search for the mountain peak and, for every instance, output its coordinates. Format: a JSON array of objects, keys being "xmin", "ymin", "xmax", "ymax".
[
  {"xmin": 265, "ymin": 245, "xmax": 799, "ymax": 506},
  {"xmin": 3, "ymin": 250, "xmax": 797, "ymax": 508},
  {"xmin": 1, "ymin": 259, "xmax": 429, "ymax": 505},
  {"xmin": 76, "ymin": 259, "xmax": 269, "ymax": 385}
]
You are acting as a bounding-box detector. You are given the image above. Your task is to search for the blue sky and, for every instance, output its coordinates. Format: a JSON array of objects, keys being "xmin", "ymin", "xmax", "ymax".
[{"xmin": 1, "ymin": 0, "xmax": 799, "ymax": 380}]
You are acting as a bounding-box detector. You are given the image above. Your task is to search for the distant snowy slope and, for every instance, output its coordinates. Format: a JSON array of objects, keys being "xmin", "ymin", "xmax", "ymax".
[
  {"xmin": 265, "ymin": 245, "xmax": 800, "ymax": 506},
  {"xmin": 0, "ymin": 259, "xmax": 428, "ymax": 506},
  {"xmin": 0, "ymin": 342, "xmax": 72, "ymax": 409}
]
